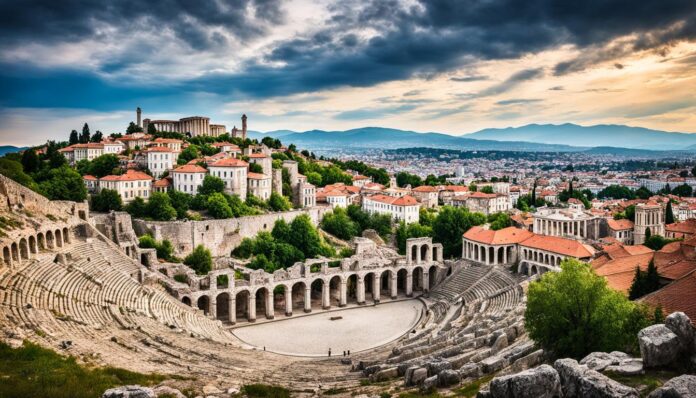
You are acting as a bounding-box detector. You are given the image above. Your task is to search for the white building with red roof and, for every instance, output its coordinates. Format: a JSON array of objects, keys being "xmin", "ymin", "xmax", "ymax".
[
  {"xmin": 211, "ymin": 142, "xmax": 240, "ymax": 154},
  {"xmin": 146, "ymin": 146, "xmax": 177, "ymax": 178},
  {"xmin": 248, "ymin": 153, "xmax": 272, "ymax": 175},
  {"xmin": 171, "ymin": 164, "xmax": 207, "ymax": 195},
  {"xmin": 362, "ymin": 194, "xmax": 420, "ymax": 223},
  {"xmin": 606, "ymin": 218, "xmax": 634, "ymax": 244},
  {"xmin": 98, "ymin": 169, "xmax": 153, "ymax": 203},
  {"xmin": 411, "ymin": 185, "xmax": 439, "ymax": 209},
  {"xmin": 153, "ymin": 137, "xmax": 183, "ymax": 152},
  {"xmin": 83, "ymin": 175, "xmax": 98, "ymax": 193},
  {"xmin": 72, "ymin": 143, "xmax": 105, "ymax": 163},
  {"xmin": 247, "ymin": 172, "xmax": 271, "ymax": 200},
  {"xmin": 208, "ymin": 157, "xmax": 248, "ymax": 198},
  {"xmin": 454, "ymin": 191, "xmax": 510, "ymax": 215},
  {"xmin": 351, "ymin": 174, "xmax": 371, "ymax": 188}
]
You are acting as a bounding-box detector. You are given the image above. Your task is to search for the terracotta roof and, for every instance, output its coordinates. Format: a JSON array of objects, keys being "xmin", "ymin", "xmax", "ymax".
[
  {"xmin": 463, "ymin": 226, "xmax": 534, "ymax": 245},
  {"xmin": 468, "ymin": 192, "xmax": 497, "ymax": 199},
  {"xmin": 154, "ymin": 178, "xmax": 171, "ymax": 187},
  {"xmin": 624, "ymin": 245, "xmax": 654, "ymax": 256},
  {"xmin": 99, "ymin": 169, "xmax": 153, "ymax": 182},
  {"xmin": 247, "ymin": 172, "xmax": 268, "ymax": 179},
  {"xmin": 72, "ymin": 143, "xmax": 104, "ymax": 149},
  {"xmin": 607, "ymin": 218, "xmax": 634, "ymax": 231},
  {"xmin": 520, "ymin": 234, "xmax": 594, "ymax": 258},
  {"xmin": 413, "ymin": 185, "xmax": 438, "ymax": 192},
  {"xmin": 146, "ymin": 146, "xmax": 173, "ymax": 152},
  {"xmin": 153, "ymin": 138, "xmax": 183, "ymax": 144},
  {"xmin": 173, "ymin": 164, "xmax": 207, "ymax": 173},
  {"xmin": 58, "ymin": 146, "xmax": 74, "ymax": 152},
  {"xmin": 83, "ymin": 175, "xmax": 97, "ymax": 181},
  {"xmin": 210, "ymin": 158, "xmax": 248, "ymax": 167},
  {"xmin": 666, "ymin": 219, "xmax": 696, "ymax": 236},
  {"xmin": 443, "ymin": 185, "xmax": 469, "ymax": 192},
  {"xmin": 352, "ymin": 174, "xmax": 369, "ymax": 180},
  {"xmin": 642, "ymin": 270, "xmax": 696, "ymax": 326},
  {"xmin": 362, "ymin": 182, "xmax": 385, "ymax": 190},
  {"xmin": 248, "ymin": 153, "xmax": 269, "ymax": 158},
  {"xmin": 367, "ymin": 194, "xmax": 419, "ymax": 206},
  {"xmin": 592, "ymin": 252, "xmax": 654, "ymax": 293}
]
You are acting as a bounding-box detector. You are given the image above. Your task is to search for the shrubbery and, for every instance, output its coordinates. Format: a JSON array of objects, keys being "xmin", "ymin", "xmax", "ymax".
[
  {"xmin": 138, "ymin": 234, "xmax": 175, "ymax": 262},
  {"xmin": 184, "ymin": 245, "xmax": 213, "ymax": 275}
]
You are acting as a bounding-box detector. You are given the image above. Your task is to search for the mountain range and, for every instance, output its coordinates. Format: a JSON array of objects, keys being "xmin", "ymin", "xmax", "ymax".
[{"xmin": 247, "ymin": 123, "xmax": 695, "ymax": 154}]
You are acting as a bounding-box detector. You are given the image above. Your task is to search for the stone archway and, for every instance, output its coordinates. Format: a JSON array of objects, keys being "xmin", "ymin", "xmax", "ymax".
[
  {"xmin": 46, "ymin": 231, "xmax": 55, "ymax": 249},
  {"xmin": 19, "ymin": 238, "xmax": 28, "ymax": 260},
  {"xmin": 411, "ymin": 245, "xmax": 418, "ymax": 263},
  {"xmin": 380, "ymin": 270, "xmax": 392, "ymax": 298},
  {"xmin": 2, "ymin": 246, "xmax": 10, "ymax": 265},
  {"xmin": 62, "ymin": 227, "xmax": 70, "ymax": 244},
  {"xmin": 364, "ymin": 272, "xmax": 377, "ymax": 301},
  {"xmin": 412, "ymin": 267, "xmax": 424, "ymax": 292},
  {"xmin": 346, "ymin": 274, "xmax": 358, "ymax": 304},
  {"xmin": 428, "ymin": 265, "xmax": 438, "ymax": 290},
  {"xmin": 182, "ymin": 296, "xmax": 192, "ymax": 306},
  {"xmin": 197, "ymin": 295, "xmax": 210, "ymax": 315},
  {"xmin": 216, "ymin": 292, "xmax": 230, "ymax": 321},
  {"xmin": 11, "ymin": 243, "xmax": 19, "ymax": 263},
  {"xmin": 291, "ymin": 281, "xmax": 307, "ymax": 313},
  {"xmin": 55, "ymin": 229, "xmax": 63, "ymax": 248},
  {"xmin": 37, "ymin": 233, "xmax": 45, "ymax": 250},
  {"xmin": 273, "ymin": 285, "xmax": 286, "ymax": 316},
  {"xmin": 255, "ymin": 287, "xmax": 271, "ymax": 319},
  {"xmin": 420, "ymin": 245, "xmax": 429, "ymax": 263},
  {"xmin": 396, "ymin": 269, "xmax": 408, "ymax": 296},
  {"xmin": 235, "ymin": 290, "xmax": 250, "ymax": 321},
  {"xmin": 310, "ymin": 278, "xmax": 324, "ymax": 310}
]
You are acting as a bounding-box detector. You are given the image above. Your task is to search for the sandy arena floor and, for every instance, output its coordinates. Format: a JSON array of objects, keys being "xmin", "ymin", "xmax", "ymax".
[{"xmin": 231, "ymin": 299, "xmax": 425, "ymax": 357}]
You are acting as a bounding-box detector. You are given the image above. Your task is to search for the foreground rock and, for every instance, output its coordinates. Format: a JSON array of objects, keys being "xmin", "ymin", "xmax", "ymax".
[
  {"xmin": 102, "ymin": 385, "xmax": 155, "ymax": 398},
  {"xmin": 579, "ymin": 351, "xmax": 630, "ymax": 371},
  {"xmin": 648, "ymin": 375, "xmax": 696, "ymax": 398},
  {"xmin": 554, "ymin": 358, "xmax": 638, "ymax": 398},
  {"xmin": 664, "ymin": 312, "xmax": 695, "ymax": 353},
  {"xmin": 638, "ymin": 325, "xmax": 682, "ymax": 368},
  {"xmin": 486, "ymin": 364, "xmax": 561, "ymax": 398}
]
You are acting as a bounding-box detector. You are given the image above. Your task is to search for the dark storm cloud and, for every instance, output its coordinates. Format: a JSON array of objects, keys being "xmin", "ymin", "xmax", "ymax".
[
  {"xmin": 473, "ymin": 68, "xmax": 545, "ymax": 98},
  {"xmin": 2, "ymin": 0, "xmax": 696, "ymax": 108},
  {"xmin": 0, "ymin": 0, "xmax": 283, "ymax": 49}
]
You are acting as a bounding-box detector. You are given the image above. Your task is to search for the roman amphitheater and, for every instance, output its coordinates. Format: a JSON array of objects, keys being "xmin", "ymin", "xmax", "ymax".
[{"xmin": 0, "ymin": 175, "xmax": 537, "ymax": 395}]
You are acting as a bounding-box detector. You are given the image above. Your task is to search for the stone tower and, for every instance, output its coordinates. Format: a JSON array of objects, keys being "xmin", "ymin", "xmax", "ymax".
[
  {"xmin": 136, "ymin": 107, "xmax": 142, "ymax": 128},
  {"xmin": 633, "ymin": 202, "xmax": 665, "ymax": 244},
  {"xmin": 241, "ymin": 114, "xmax": 247, "ymax": 140}
]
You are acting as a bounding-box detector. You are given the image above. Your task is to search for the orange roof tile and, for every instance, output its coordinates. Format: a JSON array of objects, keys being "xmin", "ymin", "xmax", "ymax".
[
  {"xmin": 247, "ymin": 172, "xmax": 268, "ymax": 179},
  {"xmin": 153, "ymin": 138, "xmax": 183, "ymax": 144},
  {"xmin": 210, "ymin": 158, "xmax": 248, "ymax": 167},
  {"xmin": 643, "ymin": 271, "xmax": 696, "ymax": 326},
  {"xmin": 248, "ymin": 153, "xmax": 269, "ymax": 158},
  {"xmin": 146, "ymin": 146, "xmax": 173, "ymax": 152},
  {"xmin": 83, "ymin": 175, "xmax": 97, "ymax": 181},
  {"xmin": 99, "ymin": 169, "xmax": 153, "ymax": 182},
  {"xmin": 607, "ymin": 218, "xmax": 634, "ymax": 230},
  {"xmin": 463, "ymin": 226, "xmax": 534, "ymax": 245},
  {"xmin": 154, "ymin": 178, "xmax": 171, "ymax": 187},
  {"xmin": 367, "ymin": 194, "xmax": 419, "ymax": 206},
  {"xmin": 413, "ymin": 185, "xmax": 438, "ymax": 192},
  {"xmin": 520, "ymin": 234, "xmax": 594, "ymax": 258},
  {"xmin": 173, "ymin": 164, "xmax": 207, "ymax": 173}
]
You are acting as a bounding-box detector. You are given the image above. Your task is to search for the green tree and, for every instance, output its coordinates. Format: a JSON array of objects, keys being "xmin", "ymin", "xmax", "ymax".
[
  {"xmin": 525, "ymin": 259, "xmax": 652, "ymax": 358},
  {"xmin": 643, "ymin": 234, "xmax": 675, "ymax": 251},
  {"xmin": 126, "ymin": 122, "xmax": 141, "ymax": 134},
  {"xmin": 91, "ymin": 130, "xmax": 103, "ymax": 143},
  {"xmin": 177, "ymin": 145, "xmax": 200, "ymax": 165},
  {"xmin": 289, "ymin": 214, "xmax": 322, "ymax": 258},
  {"xmin": 0, "ymin": 158, "xmax": 37, "ymax": 189},
  {"xmin": 184, "ymin": 245, "xmax": 213, "ymax": 275},
  {"xmin": 168, "ymin": 190, "xmax": 191, "ymax": 219},
  {"xmin": 125, "ymin": 197, "xmax": 147, "ymax": 218},
  {"xmin": 79, "ymin": 123, "xmax": 91, "ymax": 143},
  {"xmin": 268, "ymin": 191, "xmax": 291, "ymax": 212},
  {"xmin": 271, "ymin": 219, "xmax": 292, "ymax": 243},
  {"xmin": 488, "ymin": 212, "xmax": 512, "ymax": 230},
  {"xmin": 665, "ymin": 201, "xmax": 675, "ymax": 224},
  {"xmin": 90, "ymin": 189, "xmax": 122, "ymax": 212},
  {"xmin": 207, "ymin": 192, "xmax": 234, "ymax": 219},
  {"xmin": 199, "ymin": 175, "xmax": 224, "ymax": 196},
  {"xmin": 635, "ymin": 186, "xmax": 652, "ymax": 200},
  {"xmin": 480, "ymin": 186, "xmax": 494, "ymax": 194},
  {"xmin": 38, "ymin": 166, "xmax": 87, "ymax": 201},
  {"xmin": 432, "ymin": 206, "xmax": 486, "ymax": 258},
  {"xmin": 628, "ymin": 266, "xmax": 646, "ymax": 300},
  {"xmin": 249, "ymin": 163, "xmax": 263, "ymax": 174},
  {"xmin": 87, "ymin": 154, "xmax": 120, "ymax": 178},
  {"xmin": 21, "ymin": 149, "xmax": 40, "ymax": 174},
  {"xmin": 645, "ymin": 227, "xmax": 652, "ymax": 240},
  {"xmin": 321, "ymin": 207, "xmax": 359, "ymax": 240},
  {"xmin": 671, "ymin": 184, "xmax": 693, "ymax": 198},
  {"xmin": 69, "ymin": 130, "xmax": 79, "ymax": 145},
  {"xmin": 598, "ymin": 185, "xmax": 635, "ymax": 200},
  {"xmin": 147, "ymin": 123, "xmax": 157, "ymax": 134},
  {"xmin": 395, "ymin": 222, "xmax": 432, "ymax": 254},
  {"xmin": 305, "ymin": 171, "xmax": 322, "ymax": 186},
  {"xmin": 146, "ymin": 192, "xmax": 177, "ymax": 221}
]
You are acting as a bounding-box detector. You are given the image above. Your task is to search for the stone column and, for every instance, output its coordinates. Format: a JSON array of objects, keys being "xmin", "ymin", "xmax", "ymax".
[
  {"xmin": 406, "ymin": 271, "xmax": 413, "ymax": 297},
  {"xmin": 339, "ymin": 281, "xmax": 347, "ymax": 307},
  {"xmin": 210, "ymin": 296, "xmax": 217, "ymax": 319},
  {"xmin": 229, "ymin": 296, "xmax": 236, "ymax": 324},
  {"xmin": 265, "ymin": 290, "xmax": 274, "ymax": 319},
  {"xmin": 304, "ymin": 286, "xmax": 312, "ymax": 313},
  {"xmin": 503, "ymin": 246, "xmax": 508, "ymax": 264},
  {"xmin": 423, "ymin": 272, "xmax": 430, "ymax": 293},
  {"xmin": 390, "ymin": 273, "xmax": 398, "ymax": 299},
  {"xmin": 284, "ymin": 288, "xmax": 293, "ymax": 316},
  {"xmin": 248, "ymin": 295, "xmax": 257, "ymax": 322},
  {"xmin": 373, "ymin": 274, "xmax": 381, "ymax": 303},
  {"xmin": 322, "ymin": 281, "xmax": 330, "ymax": 310},
  {"xmin": 357, "ymin": 277, "xmax": 365, "ymax": 305}
]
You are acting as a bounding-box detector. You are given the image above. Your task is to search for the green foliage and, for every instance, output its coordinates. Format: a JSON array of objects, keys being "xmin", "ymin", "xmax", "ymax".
[
  {"xmin": 643, "ymin": 234, "xmax": 677, "ymax": 251},
  {"xmin": 198, "ymin": 175, "xmax": 224, "ymax": 196},
  {"xmin": 288, "ymin": 214, "xmax": 324, "ymax": 258},
  {"xmin": 635, "ymin": 186, "xmax": 652, "ymax": 199},
  {"xmin": 241, "ymin": 384, "xmax": 290, "ymax": 398},
  {"xmin": 90, "ymin": 189, "xmax": 122, "ymax": 212},
  {"xmin": 395, "ymin": 221, "xmax": 433, "ymax": 254},
  {"xmin": 174, "ymin": 274, "xmax": 188, "ymax": 283},
  {"xmin": 138, "ymin": 234, "xmax": 175, "ymax": 261},
  {"xmin": 268, "ymin": 191, "xmax": 292, "ymax": 212},
  {"xmin": 126, "ymin": 121, "xmax": 142, "ymax": 134},
  {"xmin": 207, "ymin": 192, "xmax": 234, "ymax": 219},
  {"xmin": 345, "ymin": 204, "xmax": 393, "ymax": 239},
  {"xmin": 396, "ymin": 172, "xmax": 423, "ymax": 188},
  {"xmin": 0, "ymin": 158, "xmax": 38, "ymax": 190},
  {"xmin": 38, "ymin": 165, "xmax": 87, "ymax": 201},
  {"xmin": 79, "ymin": 123, "xmax": 91, "ymax": 143},
  {"xmin": 21, "ymin": 149, "xmax": 40, "ymax": 173},
  {"xmin": 69, "ymin": 130, "xmax": 79, "ymax": 145},
  {"xmin": 261, "ymin": 136, "xmax": 282, "ymax": 149},
  {"xmin": 671, "ymin": 184, "xmax": 693, "ymax": 198},
  {"xmin": 628, "ymin": 260, "xmax": 661, "ymax": 300},
  {"xmin": 432, "ymin": 206, "xmax": 486, "ymax": 258},
  {"xmin": 82, "ymin": 154, "xmax": 120, "ymax": 178},
  {"xmin": 217, "ymin": 274, "xmax": 229, "ymax": 287},
  {"xmin": 515, "ymin": 194, "xmax": 546, "ymax": 211},
  {"xmin": 184, "ymin": 245, "xmax": 213, "ymax": 275},
  {"xmin": 125, "ymin": 197, "xmax": 147, "ymax": 218},
  {"xmin": 249, "ymin": 162, "xmax": 263, "ymax": 173},
  {"xmin": 245, "ymin": 194, "xmax": 268, "ymax": 209},
  {"xmin": 321, "ymin": 207, "xmax": 359, "ymax": 240},
  {"xmin": 614, "ymin": 205, "xmax": 636, "ymax": 222},
  {"xmin": 168, "ymin": 190, "xmax": 191, "ymax": 219},
  {"xmin": 146, "ymin": 192, "xmax": 177, "ymax": 221},
  {"xmin": 598, "ymin": 185, "xmax": 635, "ymax": 200},
  {"xmin": 305, "ymin": 171, "xmax": 322, "ymax": 186},
  {"xmin": 525, "ymin": 259, "xmax": 654, "ymax": 358},
  {"xmin": 177, "ymin": 145, "xmax": 201, "ymax": 165},
  {"xmin": 479, "ymin": 185, "xmax": 494, "ymax": 194},
  {"xmin": 487, "ymin": 212, "xmax": 511, "ymax": 231},
  {"xmin": 0, "ymin": 340, "xmax": 167, "ymax": 398},
  {"xmin": 419, "ymin": 208, "xmax": 437, "ymax": 227},
  {"xmin": 665, "ymin": 201, "xmax": 675, "ymax": 224}
]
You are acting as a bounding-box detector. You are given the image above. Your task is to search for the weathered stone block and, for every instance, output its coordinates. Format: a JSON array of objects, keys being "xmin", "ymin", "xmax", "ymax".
[
  {"xmin": 438, "ymin": 369, "xmax": 461, "ymax": 387},
  {"xmin": 665, "ymin": 312, "xmax": 695, "ymax": 352},
  {"xmin": 102, "ymin": 385, "xmax": 155, "ymax": 398},
  {"xmin": 488, "ymin": 364, "xmax": 561, "ymax": 398},
  {"xmin": 638, "ymin": 324, "xmax": 681, "ymax": 368},
  {"xmin": 648, "ymin": 374, "xmax": 696, "ymax": 398},
  {"xmin": 554, "ymin": 358, "xmax": 638, "ymax": 398}
]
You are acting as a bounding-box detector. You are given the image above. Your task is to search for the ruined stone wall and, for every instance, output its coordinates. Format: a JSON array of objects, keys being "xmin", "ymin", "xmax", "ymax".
[
  {"xmin": 0, "ymin": 174, "xmax": 89, "ymax": 220},
  {"xmin": 133, "ymin": 207, "xmax": 331, "ymax": 257}
]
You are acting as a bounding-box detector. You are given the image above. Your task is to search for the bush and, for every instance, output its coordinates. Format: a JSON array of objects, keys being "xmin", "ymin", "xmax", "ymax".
[
  {"xmin": 199, "ymin": 175, "xmax": 225, "ymax": 196},
  {"xmin": 125, "ymin": 197, "xmax": 147, "ymax": 218},
  {"xmin": 268, "ymin": 191, "xmax": 291, "ymax": 212},
  {"xmin": 184, "ymin": 245, "xmax": 213, "ymax": 275},
  {"xmin": 207, "ymin": 192, "xmax": 234, "ymax": 219},
  {"xmin": 395, "ymin": 221, "xmax": 432, "ymax": 254},
  {"xmin": 321, "ymin": 207, "xmax": 359, "ymax": 240},
  {"xmin": 432, "ymin": 206, "xmax": 486, "ymax": 258},
  {"xmin": 146, "ymin": 192, "xmax": 177, "ymax": 221},
  {"xmin": 138, "ymin": 235, "xmax": 175, "ymax": 261},
  {"xmin": 241, "ymin": 384, "xmax": 290, "ymax": 398},
  {"xmin": 90, "ymin": 189, "xmax": 122, "ymax": 212},
  {"xmin": 525, "ymin": 259, "xmax": 653, "ymax": 358},
  {"xmin": 173, "ymin": 274, "xmax": 188, "ymax": 283}
]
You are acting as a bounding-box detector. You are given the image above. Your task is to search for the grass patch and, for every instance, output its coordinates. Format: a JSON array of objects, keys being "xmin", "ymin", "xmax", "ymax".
[
  {"xmin": 240, "ymin": 384, "xmax": 291, "ymax": 398},
  {"xmin": 453, "ymin": 374, "xmax": 495, "ymax": 397},
  {"xmin": 397, "ymin": 391, "xmax": 442, "ymax": 398},
  {"xmin": 0, "ymin": 340, "xmax": 170, "ymax": 398},
  {"xmin": 603, "ymin": 369, "xmax": 679, "ymax": 397},
  {"xmin": 324, "ymin": 387, "xmax": 348, "ymax": 395}
]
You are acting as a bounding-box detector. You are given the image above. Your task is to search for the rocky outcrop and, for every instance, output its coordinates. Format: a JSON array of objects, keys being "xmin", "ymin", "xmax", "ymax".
[
  {"xmin": 554, "ymin": 358, "xmax": 639, "ymax": 398},
  {"xmin": 487, "ymin": 364, "xmax": 561, "ymax": 398},
  {"xmin": 102, "ymin": 385, "xmax": 155, "ymax": 398},
  {"xmin": 579, "ymin": 351, "xmax": 631, "ymax": 371},
  {"xmin": 648, "ymin": 375, "xmax": 696, "ymax": 398},
  {"xmin": 638, "ymin": 325, "xmax": 682, "ymax": 368},
  {"xmin": 665, "ymin": 312, "xmax": 695, "ymax": 353}
]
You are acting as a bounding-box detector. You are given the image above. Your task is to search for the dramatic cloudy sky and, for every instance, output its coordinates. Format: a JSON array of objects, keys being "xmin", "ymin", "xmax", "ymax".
[{"xmin": 1, "ymin": 0, "xmax": 696, "ymax": 145}]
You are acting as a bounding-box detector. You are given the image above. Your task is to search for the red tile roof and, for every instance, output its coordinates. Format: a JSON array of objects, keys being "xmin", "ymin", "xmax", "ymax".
[
  {"xmin": 520, "ymin": 234, "xmax": 594, "ymax": 258},
  {"xmin": 153, "ymin": 138, "xmax": 183, "ymax": 144},
  {"xmin": 247, "ymin": 172, "xmax": 268, "ymax": 179},
  {"xmin": 173, "ymin": 164, "xmax": 207, "ymax": 173},
  {"xmin": 367, "ymin": 194, "xmax": 419, "ymax": 206},
  {"xmin": 607, "ymin": 218, "xmax": 634, "ymax": 231},
  {"xmin": 468, "ymin": 192, "xmax": 497, "ymax": 199},
  {"xmin": 154, "ymin": 178, "xmax": 171, "ymax": 187},
  {"xmin": 643, "ymin": 270, "xmax": 696, "ymax": 326},
  {"xmin": 99, "ymin": 169, "xmax": 153, "ymax": 182},
  {"xmin": 463, "ymin": 226, "xmax": 534, "ymax": 245},
  {"xmin": 413, "ymin": 185, "xmax": 438, "ymax": 192},
  {"xmin": 210, "ymin": 158, "xmax": 248, "ymax": 167},
  {"xmin": 146, "ymin": 146, "xmax": 173, "ymax": 152},
  {"xmin": 666, "ymin": 219, "xmax": 696, "ymax": 236},
  {"xmin": 248, "ymin": 153, "xmax": 269, "ymax": 158},
  {"xmin": 83, "ymin": 175, "xmax": 97, "ymax": 181}
]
